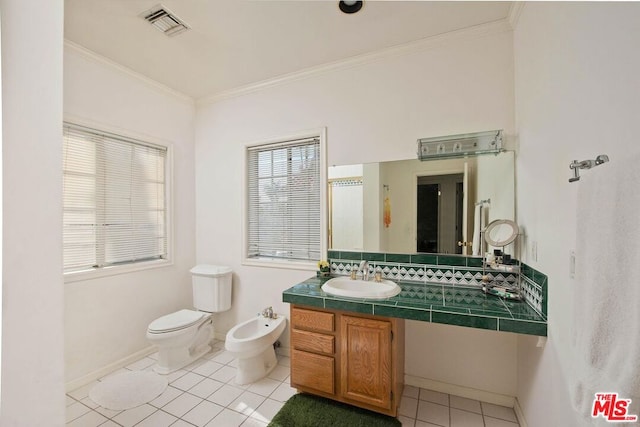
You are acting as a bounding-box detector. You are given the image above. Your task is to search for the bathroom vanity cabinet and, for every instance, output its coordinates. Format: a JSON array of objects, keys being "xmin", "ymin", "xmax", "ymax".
[{"xmin": 289, "ymin": 305, "xmax": 405, "ymax": 416}]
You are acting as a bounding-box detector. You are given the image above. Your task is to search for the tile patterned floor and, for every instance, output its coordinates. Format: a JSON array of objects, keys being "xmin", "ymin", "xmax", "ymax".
[{"xmin": 66, "ymin": 339, "xmax": 520, "ymax": 427}]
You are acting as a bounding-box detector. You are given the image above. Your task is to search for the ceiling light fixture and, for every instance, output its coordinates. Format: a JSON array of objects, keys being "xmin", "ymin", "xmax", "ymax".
[
  {"xmin": 141, "ymin": 4, "xmax": 190, "ymax": 37},
  {"xmin": 339, "ymin": 1, "xmax": 363, "ymax": 14}
]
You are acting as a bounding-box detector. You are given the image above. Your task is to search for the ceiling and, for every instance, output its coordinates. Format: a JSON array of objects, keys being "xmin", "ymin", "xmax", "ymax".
[{"xmin": 64, "ymin": 1, "xmax": 513, "ymax": 100}]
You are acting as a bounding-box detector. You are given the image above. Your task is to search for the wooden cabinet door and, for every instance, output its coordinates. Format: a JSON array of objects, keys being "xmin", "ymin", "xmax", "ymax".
[
  {"xmin": 340, "ymin": 315, "xmax": 392, "ymax": 410},
  {"xmin": 291, "ymin": 349, "xmax": 335, "ymax": 395}
]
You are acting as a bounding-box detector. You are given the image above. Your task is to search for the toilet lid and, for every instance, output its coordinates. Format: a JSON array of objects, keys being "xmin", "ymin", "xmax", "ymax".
[{"xmin": 148, "ymin": 309, "xmax": 208, "ymax": 333}]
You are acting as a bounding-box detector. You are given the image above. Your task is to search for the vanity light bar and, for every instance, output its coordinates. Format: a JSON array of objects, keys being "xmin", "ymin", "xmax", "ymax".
[{"xmin": 417, "ymin": 130, "xmax": 503, "ymax": 161}]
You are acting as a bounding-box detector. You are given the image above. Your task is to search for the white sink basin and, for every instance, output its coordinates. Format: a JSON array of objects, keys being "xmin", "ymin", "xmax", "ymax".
[{"xmin": 321, "ymin": 276, "xmax": 401, "ymax": 299}]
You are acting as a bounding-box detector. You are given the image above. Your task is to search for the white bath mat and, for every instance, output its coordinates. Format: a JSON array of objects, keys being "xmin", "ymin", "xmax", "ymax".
[{"xmin": 89, "ymin": 371, "xmax": 168, "ymax": 410}]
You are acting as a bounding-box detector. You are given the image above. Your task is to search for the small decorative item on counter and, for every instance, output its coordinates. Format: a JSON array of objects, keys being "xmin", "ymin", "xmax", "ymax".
[{"xmin": 316, "ymin": 260, "xmax": 331, "ymax": 277}]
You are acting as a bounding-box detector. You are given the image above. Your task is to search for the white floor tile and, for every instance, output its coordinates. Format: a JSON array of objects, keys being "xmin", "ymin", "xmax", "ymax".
[
  {"xmin": 98, "ymin": 421, "xmax": 120, "ymax": 427},
  {"xmin": 415, "ymin": 421, "xmax": 445, "ymax": 427},
  {"xmin": 207, "ymin": 384, "xmax": 245, "ymax": 407},
  {"xmin": 185, "ymin": 358, "xmax": 209, "ymax": 371},
  {"xmin": 403, "ymin": 385, "xmax": 420, "ymax": 399},
  {"xmin": 147, "ymin": 351, "xmax": 159, "ymax": 360},
  {"xmin": 483, "ymin": 416, "xmax": 520, "ymax": 427},
  {"xmin": 93, "ymin": 405, "xmax": 122, "ymax": 419},
  {"xmin": 171, "ymin": 371, "xmax": 206, "ymax": 391},
  {"xmin": 66, "ymin": 401, "xmax": 91, "ymax": 423},
  {"xmin": 451, "ymin": 408, "xmax": 484, "ymax": 427},
  {"xmin": 481, "ymin": 403, "xmax": 518, "ymax": 423},
  {"xmin": 249, "ymin": 398, "xmax": 284, "ymax": 423},
  {"xmin": 162, "ymin": 392, "xmax": 203, "ymax": 418},
  {"xmin": 169, "ymin": 420, "xmax": 194, "ymax": 427},
  {"xmin": 247, "ymin": 377, "xmax": 280, "ymax": 397},
  {"xmin": 276, "ymin": 356, "xmax": 290, "ymax": 367},
  {"xmin": 66, "ymin": 410, "xmax": 108, "ymax": 427},
  {"xmin": 67, "ymin": 382, "xmax": 99, "ymax": 401},
  {"xmin": 192, "ymin": 360, "xmax": 224, "ymax": 377},
  {"xmin": 165, "ymin": 369, "xmax": 189, "ymax": 383},
  {"xmin": 269, "ymin": 382, "xmax": 297, "ymax": 402},
  {"xmin": 111, "ymin": 404, "xmax": 156, "ymax": 427},
  {"xmin": 99, "ymin": 368, "xmax": 129, "ymax": 382},
  {"xmin": 398, "ymin": 415, "xmax": 416, "ymax": 427},
  {"xmin": 188, "ymin": 377, "xmax": 225, "ymax": 399},
  {"xmin": 450, "ymin": 396, "xmax": 481, "ymax": 414},
  {"xmin": 419, "ymin": 389, "xmax": 449, "ymax": 406},
  {"xmin": 399, "ymin": 396, "xmax": 419, "ymax": 418},
  {"xmin": 240, "ymin": 417, "xmax": 268, "ymax": 427},
  {"xmin": 135, "ymin": 409, "xmax": 178, "ymax": 427},
  {"xmin": 182, "ymin": 400, "xmax": 224, "ymax": 426},
  {"xmin": 170, "ymin": 420, "xmax": 195, "ymax": 427},
  {"xmin": 66, "ymin": 395, "xmax": 76, "ymax": 407},
  {"xmin": 267, "ymin": 365, "xmax": 290, "ymax": 382},
  {"xmin": 80, "ymin": 396, "xmax": 99, "ymax": 409},
  {"xmin": 228, "ymin": 391, "xmax": 267, "ymax": 416},
  {"xmin": 126, "ymin": 357, "xmax": 156, "ymax": 371},
  {"xmin": 211, "ymin": 350, "xmax": 236, "ymax": 365},
  {"xmin": 210, "ymin": 365, "xmax": 237, "ymax": 383},
  {"xmin": 149, "ymin": 385, "xmax": 183, "ymax": 408},
  {"xmin": 417, "ymin": 401, "xmax": 450, "ymax": 427},
  {"xmin": 206, "ymin": 408, "xmax": 248, "ymax": 427}
]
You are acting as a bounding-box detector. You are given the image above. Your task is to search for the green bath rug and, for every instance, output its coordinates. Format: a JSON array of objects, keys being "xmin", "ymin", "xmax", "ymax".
[{"xmin": 268, "ymin": 393, "xmax": 401, "ymax": 427}]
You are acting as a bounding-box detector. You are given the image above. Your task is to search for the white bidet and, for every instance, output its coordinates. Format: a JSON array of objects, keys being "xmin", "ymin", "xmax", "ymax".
[{"xmin": 225, "ymin": 314, "xmax": 286, "ymax": 385}]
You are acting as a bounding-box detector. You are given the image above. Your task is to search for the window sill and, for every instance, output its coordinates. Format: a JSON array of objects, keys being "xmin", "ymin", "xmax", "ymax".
[
  {"xmin": 64, "ymin": 259, "xmax": 174, "ymax": 283},
  {"xmin": 242, "ymin": 257, "xmax": 317, "ymax": 271}
]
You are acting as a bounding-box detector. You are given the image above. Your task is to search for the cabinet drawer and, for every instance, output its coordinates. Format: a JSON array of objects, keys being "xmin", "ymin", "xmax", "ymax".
[
  {"xmin": 291, "ymin": 349, "xmax": 335, "ymax": 395},
  {"xmin": 292, "ymin": 329, "xmax": 335, "ymax": 355},
  {"xmin": 291, "ymin": 307, "xmax": 334, "ymax": 333}
]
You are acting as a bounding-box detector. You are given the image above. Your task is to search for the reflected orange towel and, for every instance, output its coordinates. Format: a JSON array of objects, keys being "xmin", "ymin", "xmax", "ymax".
[{"xmin": 383, "ymin": 196, "xmax": 391, "ymax": 228}]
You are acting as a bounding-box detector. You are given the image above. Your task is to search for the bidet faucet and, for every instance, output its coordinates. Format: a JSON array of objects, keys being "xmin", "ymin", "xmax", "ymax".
[
  {"xmin": 261, "ymin": 306, "xmax": 277, "ymax": 319},
  {"xmin": 358, "ymin": 260, "xmax": 369, "ymax": 281}
]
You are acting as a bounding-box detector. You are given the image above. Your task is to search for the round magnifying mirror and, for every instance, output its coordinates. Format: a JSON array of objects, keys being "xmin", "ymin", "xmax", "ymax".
[{"xmin": 484, "ymin": 219, "xmax": 519, "ymax": 247}]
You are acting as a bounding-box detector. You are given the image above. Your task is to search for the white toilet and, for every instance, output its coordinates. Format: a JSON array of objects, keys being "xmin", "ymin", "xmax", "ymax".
[
  {"xmin": 225, "ymin": 309, "xmax": 287, "ymax": 385},
  {"xmin": 147, "ymin": 265, "xmax": 232, "ymax": 374}
]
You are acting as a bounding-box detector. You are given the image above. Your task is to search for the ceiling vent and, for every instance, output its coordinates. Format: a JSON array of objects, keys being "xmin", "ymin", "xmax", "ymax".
[
  {"xmin": 141, "ymin": 4, "xmax": 190, "ymax": 37},
  {"xmin": 417, "ymin": 130, "xmax": 504, "ymax": 161}
]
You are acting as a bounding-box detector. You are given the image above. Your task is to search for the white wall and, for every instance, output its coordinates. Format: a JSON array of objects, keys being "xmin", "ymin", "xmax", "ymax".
[
  {"xmin": 195, "ymin": 28, "xmax": 518, "ymax": 396},
  {"xmin": 513, "ymin": 3, "xmax": 640, "ymax": 425},
  {"xmin": 1, "ymin": 0, "xmax": 65, "ymax": 424},
  {"xmin": 63, "ymin": 46, "xmax": 196, "ymax": 384}
]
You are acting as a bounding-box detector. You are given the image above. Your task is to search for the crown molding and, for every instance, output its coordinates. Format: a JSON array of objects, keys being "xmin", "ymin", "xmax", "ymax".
[
  {"xmin": 64, "ymin": 40, "xmax": 195, "ymax": 106},
  {"xmin": 196, "ymin": 19, "xmax": 513, "ymax": 107},
  {"xmin": 507, "ymin": 2, "xmax": 526, "ymax": 30}
]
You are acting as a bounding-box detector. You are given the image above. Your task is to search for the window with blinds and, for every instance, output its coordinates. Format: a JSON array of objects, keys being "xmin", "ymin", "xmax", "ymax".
[
  {"xmin": 63, "ymin": 123, "xmax": 169, "ymax": 274},
  {"xmin": 246, "ymin": 136, "xmax": 322, "ymax": 264}
]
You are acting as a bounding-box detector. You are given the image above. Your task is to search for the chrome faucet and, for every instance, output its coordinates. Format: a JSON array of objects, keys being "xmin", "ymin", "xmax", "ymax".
[
  {"xmin": 261, "ymin": 306, "xmax": 277, "ymax": 319},
  {"xmin": 358, "ymin": 260, "xmax": 369, "ymax": 281}
]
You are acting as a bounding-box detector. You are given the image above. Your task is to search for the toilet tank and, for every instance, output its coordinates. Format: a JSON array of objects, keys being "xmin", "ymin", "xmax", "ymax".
[{"xmin": 190, "ymin": 265, "xmax": 233, "ymax": 313}]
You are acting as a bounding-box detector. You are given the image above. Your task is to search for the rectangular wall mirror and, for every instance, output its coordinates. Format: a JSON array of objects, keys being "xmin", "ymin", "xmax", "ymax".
[{"xmin": 328, "ymin": 152, "xmax": 515, "ymax": 255}]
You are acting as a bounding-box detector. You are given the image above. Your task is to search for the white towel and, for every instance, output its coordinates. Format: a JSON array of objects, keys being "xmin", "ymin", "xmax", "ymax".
[
  {"xmin": 472, "ymin": 203, "xmax": 482, "ymax": 256},
  {"xmin": 572, "ymin": 154, "xmax": 640, "ymax": 424}
]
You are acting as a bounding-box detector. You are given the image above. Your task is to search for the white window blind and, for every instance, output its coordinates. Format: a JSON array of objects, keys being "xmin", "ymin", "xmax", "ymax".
[
  {"xmin": 247, "ymin": 137, "xmax": 321, "ymax": 262},
  {"xmin": 63, "ymin": 123, "xmax": 168, "ymax": 273}
]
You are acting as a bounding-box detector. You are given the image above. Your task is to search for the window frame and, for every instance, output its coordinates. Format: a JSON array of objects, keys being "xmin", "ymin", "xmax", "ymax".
[
  {"xmin": 242, "ymin": 128, "xmax": 327, "ymax": 271},
  {"xmin": 63, "ymin": 117, "xmax": 174, "ymax": 283}
]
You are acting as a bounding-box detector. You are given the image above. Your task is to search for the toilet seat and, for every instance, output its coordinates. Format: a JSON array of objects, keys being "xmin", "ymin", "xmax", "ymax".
[{"xmin": 148, "ymin": 309, "xmax": 208, "ymax": 334}]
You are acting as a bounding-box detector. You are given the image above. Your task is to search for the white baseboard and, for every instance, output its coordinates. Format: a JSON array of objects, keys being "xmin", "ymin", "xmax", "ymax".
[
  {"xmin": 65, "ymin": 346, "xmax": 157, "ymax": 393},
  {"xmin": 514, "ymin": 397, "xmax": 529, "ymax": 427},
  {"xmin": 404, "ymin": 374, "xmax": 516, "ymax": 408}
]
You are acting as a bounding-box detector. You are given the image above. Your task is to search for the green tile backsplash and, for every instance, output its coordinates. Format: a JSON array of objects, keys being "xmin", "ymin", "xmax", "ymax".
[{"xmin": 328, "ymin": 251, "xmax": 548, "ymax": 319}]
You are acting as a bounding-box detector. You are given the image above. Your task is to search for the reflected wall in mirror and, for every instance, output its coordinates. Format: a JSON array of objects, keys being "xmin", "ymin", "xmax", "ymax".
[{"xmin": 328, "ymin": 152, "xmax": 515, "ymax": 255}]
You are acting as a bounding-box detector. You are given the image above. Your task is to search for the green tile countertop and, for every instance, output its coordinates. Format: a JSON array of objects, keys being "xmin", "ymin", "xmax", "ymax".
[{"xmin": 282, "ymin": 277, "xmax": 547, "ymax": 336}]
